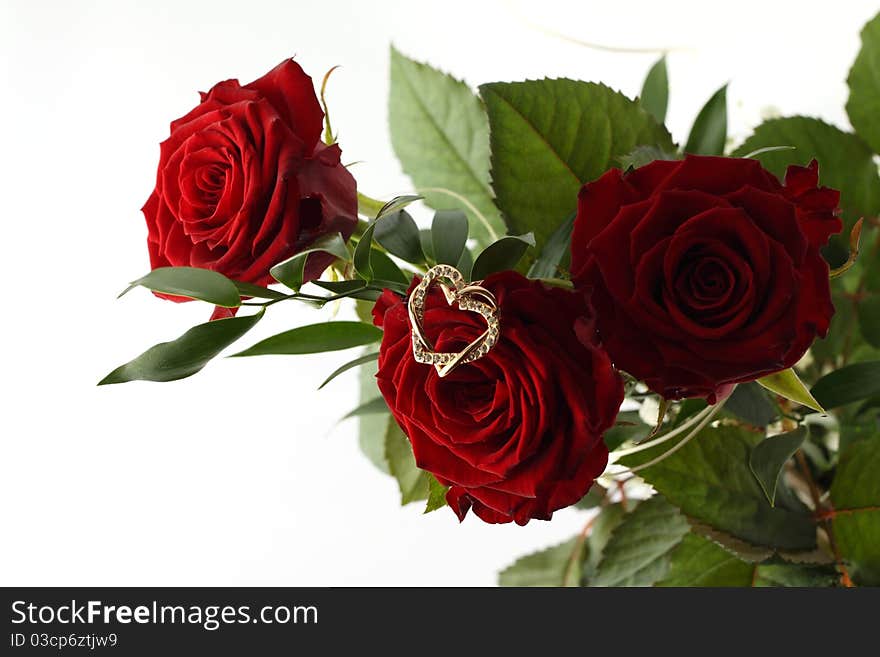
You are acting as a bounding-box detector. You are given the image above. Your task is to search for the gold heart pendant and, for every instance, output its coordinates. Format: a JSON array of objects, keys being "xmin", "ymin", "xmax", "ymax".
[{"xmin": 407, "ymin": 264, "xmax": 500, "ymax": 378}]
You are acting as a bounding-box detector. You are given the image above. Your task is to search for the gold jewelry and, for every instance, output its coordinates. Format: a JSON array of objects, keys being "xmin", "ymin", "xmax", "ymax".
[{"xmin": 408, "ymin": 264, "xmax": 500, "ymax": 377}]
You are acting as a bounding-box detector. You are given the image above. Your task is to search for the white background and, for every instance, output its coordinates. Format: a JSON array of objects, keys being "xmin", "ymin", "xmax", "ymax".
[{"xmin": 1, "ymin": 0, "xmax": 876, "ymax": 586}]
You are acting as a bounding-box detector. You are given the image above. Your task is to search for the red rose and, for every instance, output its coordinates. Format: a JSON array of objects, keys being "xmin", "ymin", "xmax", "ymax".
[
  {"xmin": 372, "ymin": 271, "xmax": 623, "ymax": 525},
  {"xmin": 570, "ymin": 155, "xmax": 841, "ymax": 401},
  {"xmin": 142, "ymin": 59, "xmax": 357, "ymax": 295}
]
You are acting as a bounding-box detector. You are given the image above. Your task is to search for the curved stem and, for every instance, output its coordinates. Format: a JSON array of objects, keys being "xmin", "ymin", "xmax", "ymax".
[
  {"xmin": 605, "ymin": 398, "xmax": 727, "ymax": 477},
  {"xmin": 611, "ymin": 403, "xmax": 714, "ymax": 458}
]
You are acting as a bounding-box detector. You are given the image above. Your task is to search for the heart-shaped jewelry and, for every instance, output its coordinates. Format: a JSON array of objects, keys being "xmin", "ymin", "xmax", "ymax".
[{"xmin": 408, "ymin": 264, "xmax": 500, "ymax": 377}]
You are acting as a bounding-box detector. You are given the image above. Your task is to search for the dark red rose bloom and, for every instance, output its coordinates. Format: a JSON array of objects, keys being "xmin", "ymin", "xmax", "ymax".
[
  {"xmin": 372, "ymin": 271, "xmax": 623, "ymax": 525},
  {"xmin": 570, "ymin": 155, "xmax": 841, "ymax": 401},
  {"xmin": 142, "ymin": 59, "xmax": 357, "ymax": 297}
]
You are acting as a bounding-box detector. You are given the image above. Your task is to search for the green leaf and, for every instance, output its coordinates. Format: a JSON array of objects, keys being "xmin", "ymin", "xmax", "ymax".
[
  {"xmin": 480, "ymin": 78, "xmax": 674, "ymax": 257},
  {"xmin": 353, "ymin": 222, "xmax": 378, "ymax": 280},
  {"xmin": 639, "ymin": 56, "xmax": 668, "ymax": 124},
  {"xmin": 319, "ymin": 352, "xmax": 380, "ymax": 390},
  {"xmin": 358, "ymin": 354, "xmax": 390, "ymax": 473},
  {"xmin": 371, "ymin": 252, "xmax": 411, "ymax": 287},
  {"xmin": 389, "ymin": 47, "xmax": 503, "ymax": 247},
  {"xmin": 232, "ymin": 280, "xmax": 287, "ymax": 301},
  {"xmin": 749, "ymin": 427, "xmax": 807, "ymax": 506},
  {"xmin": 575, "ymin": 484, "xmax": 606, "ymax": 510},
  {"xmin": 372, "ymin": 210, "xmax": 426, "ymax": 265},
  {"xmin": 470, "ymin": 233, "xmax": 535, "ymax": 281},
  {"xmin": 581, "ymin": 503, "xmax": 629, "ymax": 582},
  {"xmin": 725, "ymin": 382, "xmax": 780, "ymax": 427},
  {"xmin": 846, "ymin": 13, "xmax": 880, "ymax": 154},
  {"xmin": 120, "ymin": 266, "xmax": 241, "ymax": 308},
  {"xmin": 830, "ymin": 436, "xmax": 880, "ymax": 585},
  {"xmin": 431, "ymin": 210, "xmax": 469, "ymax": 266},
  {"xmin": 424, "ymin": 475, "xmax": 449, "ymax": 514},
  {"xmin": 231, "ymin": 321, "xmax": 382, "ymax": 357},
  {"xmin": 527, "ymin": 213, "xmax": 574, "ymax": 279},
  {"xmin": 311, "ymin": 280, "xmax": 381, "ymax": 302},
  {"xmin": 499, "ymin": 537, "xmax": 583, "ymax": 587},
  {"xmin": 99, "ymin": 310, "xmax": 264, "ymax": 385},
  {"xmin": 731, "ymin": 117, "xmax": 880, "ymax": 228},
  {"xmin": 620, "ymin": 424, "xmax": 817, "ymax": 550},
  {"xmin": 269, "ymin": 233, "xmax": 349, "ymax": 292},
  {"xmin": 753, "ymin": 562, "xmax": 839, "ymax": 587},
  {"xmin": 592, "ymin": 496, "xmax": 690, "ymax": 587},
  {"xmin": 684, "ymin": 84, "xmax": 727, "ymax": 156},
  {"xmin": 602, "ymin": 411, "xmax": 648, "ymax": 451},
  {"xmin": 385, "ymin": 417, "xmax": 429, "ymax": 505},
  {"xmin": 657, "ymin": 533, "xmax": 838, "ymax": 587},
  {"xmin": 812, "ymin": 361, "xmax": 880, "ymax": 409},
  {"xmin": 341, "ymin": 396, "xmax": 388, "ymax": 420},
  {"xmin": 375, "ymin": 194, "xmax": 424, "ymax": 220},
  {"xmin": 757, "ymin": 368, "xmax": 824, "ymax": 413},
  {"xmin": 656, "ymin": 533, "xmax": 754, "ymax": 586},
  {"xmin": 858, "ymin": 294, "xmax": 880, "ymax": 348}
]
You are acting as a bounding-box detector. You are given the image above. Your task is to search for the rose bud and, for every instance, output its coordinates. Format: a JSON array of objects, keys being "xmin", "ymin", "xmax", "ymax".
[{"xmin": 570, "ymin": 155, "xmax": 841, "ymax": 402}]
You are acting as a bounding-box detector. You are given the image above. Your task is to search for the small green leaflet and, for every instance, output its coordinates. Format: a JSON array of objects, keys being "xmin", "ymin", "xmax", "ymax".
[
  {"xmin": 684, "ymin": 84, "xmax": 727, "ymax": 156},
  {"xmin": 756, "ymin": 368, "xmax": 824, "ymax": 414},
  {"xmin": 424, "ymin": 475, "xmax": 449, "ymax": 514},
  {"xmin": 120, "ymin": 266, "xmax": 241, "ymax": 308},
  {"xmin": 749, "ymin": 427, "xmax": 807, "ymax": 506},
  {"xmin": 231, "ymin": 321, "xmax": 382, "ymax": 357},
  {"xmin": 431, "ymin": 210, "xmax": 469, "ymax": 266},
  {"xmin": 470, "ymin": 233, "xmax": 535, "ymax": 281},
  {"xmin": 639, "ymin": 55, "xmax": 669, "ymax": 124}
]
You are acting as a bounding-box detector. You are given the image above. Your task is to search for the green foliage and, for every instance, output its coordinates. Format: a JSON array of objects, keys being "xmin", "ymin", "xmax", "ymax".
[
  {"xmin": 620, "ymin": 424, "xmax": 816, "ymax": 550},
  {"xmin": 99, "ymin": 310, "xmax": 264, "ymax": 385},
  {"xmin": 725, "ymin": 382, "xmax": 779, "ymax": 427},
  {"xmin": 591, "ymin": 496, "xmax": 690, "ymax": 587},
  {"xmin": 270, "ymin": 233, "xmax": 349, "ymax": 291},
  {"xmin": 846, "ymin": 13, "xmax": 880, "ymax": 154},
  {"xmin": 358, "ymin": 356, "xmax": 390, "ymax": 474},
  {"xmin": 231, "ymin": 321, "xmax": 382, "ymax": 357},
  {"xmin": 830, "ymin": 437, "xmax": 880, "ymax": 585},
  {"xmin": 639, "ymin": 56, "xmax": 668, "ymax": 124},
  {"xmin": 431, "ymin": 210, "xmax": 469, "ymax": 266},
  {"xmin": 389, "ymin": 47, "xmax": 503, "ymax": 246},
  {"xmin": 812, "ymin": 361, "xmax": 880, "ymax": 409},
  {"xmin": 499, "ymin": 537, "xmax": 584, "ymax": 587},
  {"xmin": 120, "ymin": 266, "xmax": 241, "ymax": 307},
  {"xmin": 731, "ymin": 117, "xmax": 880, "ymax": 228},
  {"xmin": 385, "ymin": 417, "xmax": 429, "ymax": 505},
  {"xmin": 527, "ymin": 213, "xmax": 574, "ymax": 279},
  {"xmin": 424, "ymin": 475, "xmax": 450, "ymax": 514},
  {"xmin": 319, "ymin": 352, "xmax": 380, "ymax": 390},
  {"xmin": 372, "ymin": 210, "xmax": 426, "ymax": 265},
  {"xmin": 749, "ymin": 428, "xmax": 807, "ymax": 506},
  {"xmin": 684, "ymin": 84, "xmax": 727, "ymax": 155},
  {"xmin": 657, "ymin": 534, "xmax": 753, "ymax": 586},
  {"xmin": 470, "ymin": 233, "xmax": 535, "ymax": 280},
  {"xmin": 480, "ymin": 78, "xmax": 673, "ymax": 257},
  {"xmin": 657, "ymin": 534, "xmax": 838, "ymax": 587},
  {"xmin": 756, "ymin": 368, "xmax": 824, "ymax": 413}
]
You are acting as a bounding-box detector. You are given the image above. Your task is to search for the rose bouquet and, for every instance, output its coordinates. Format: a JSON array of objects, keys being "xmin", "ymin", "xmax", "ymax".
[{"xmin": 100, "ymin": 13, "xmax": 880, "ymax": 587}]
